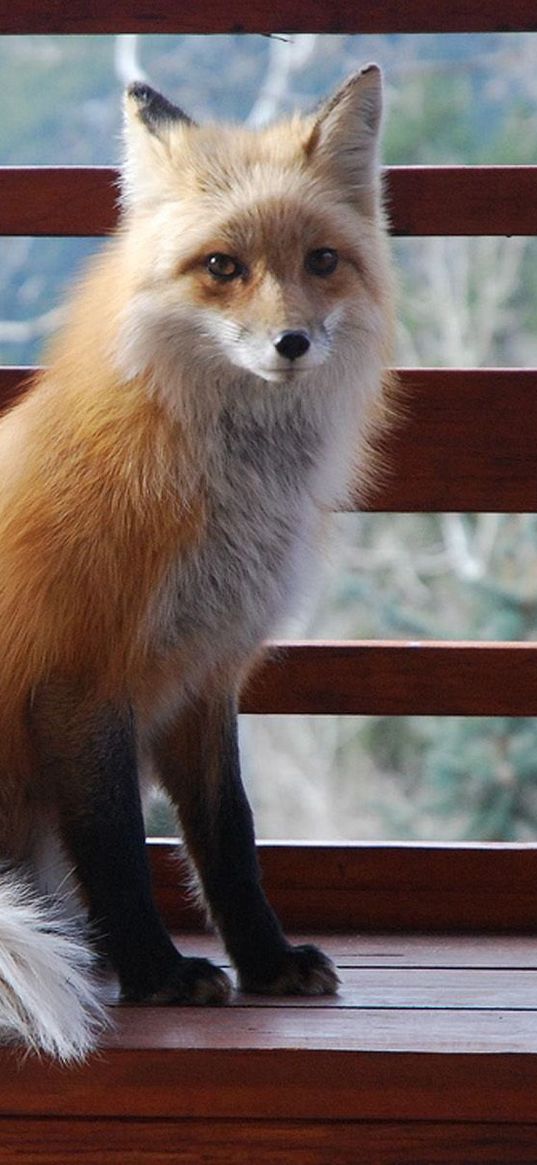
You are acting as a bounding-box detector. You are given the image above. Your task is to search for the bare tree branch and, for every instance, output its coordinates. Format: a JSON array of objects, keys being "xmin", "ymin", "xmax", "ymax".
[{"xmin": 247, "ymin": 34, "xmax": 318, "ymax": 126}]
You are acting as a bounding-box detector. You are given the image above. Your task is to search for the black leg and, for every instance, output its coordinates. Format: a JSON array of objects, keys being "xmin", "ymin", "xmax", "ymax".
[
  {"xmin": 29, "ymin": 681, "xmax": 230, "ymax": 1005},
  {"xmin": 155, "ymin": 693, "xmax": 338, "ymax": 995}
]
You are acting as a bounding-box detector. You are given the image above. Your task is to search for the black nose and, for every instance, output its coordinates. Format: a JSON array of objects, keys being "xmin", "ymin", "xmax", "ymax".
[{"xmin": 274, "ymin": 330, "xmax": 311, "ymax": 361}]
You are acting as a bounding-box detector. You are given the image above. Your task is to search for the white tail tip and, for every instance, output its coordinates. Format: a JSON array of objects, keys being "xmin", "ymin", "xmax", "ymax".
[{"xmin": 0, "ymin": 875, "xmax": 108, "ymax": 1062}]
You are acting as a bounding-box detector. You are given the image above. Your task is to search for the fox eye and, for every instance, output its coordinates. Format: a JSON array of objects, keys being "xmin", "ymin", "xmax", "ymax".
[
  {"xmin": 305, "ymin": 248, "xmax": 339, "ymax": 277},
  {"xmin": 205, "ymin": 253, "xmax": 245, "ymax": 281}
]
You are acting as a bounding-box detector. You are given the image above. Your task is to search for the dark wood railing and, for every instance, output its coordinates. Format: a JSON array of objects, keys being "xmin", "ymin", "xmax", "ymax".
[{"xmin": 0, "ymin": 0, "xmax": 536, "ymax": 34}]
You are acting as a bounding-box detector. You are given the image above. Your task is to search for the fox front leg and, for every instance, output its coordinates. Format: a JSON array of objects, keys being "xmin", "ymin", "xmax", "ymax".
[
  {"xmin": 155, "ymin": 693, "xmax": 338, "ymax": 996},
  {"xmin": 29, "ymin": 683, "xmax": 231, "ymax": 1006}
]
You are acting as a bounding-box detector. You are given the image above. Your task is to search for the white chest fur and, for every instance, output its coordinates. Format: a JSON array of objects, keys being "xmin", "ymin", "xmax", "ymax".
[
  {"xmin": 139, "ymin": 331, "xmax": 382, "ymax": 727},
  {"xmin": 151, "ymin": 383, "xmax": 330, "ymax": 672}
]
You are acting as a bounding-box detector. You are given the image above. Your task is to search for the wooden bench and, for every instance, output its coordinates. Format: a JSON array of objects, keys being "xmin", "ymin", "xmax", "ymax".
[{"xmin": 1, "ymin": 1, "xmax": 537, "ymax": 1161}]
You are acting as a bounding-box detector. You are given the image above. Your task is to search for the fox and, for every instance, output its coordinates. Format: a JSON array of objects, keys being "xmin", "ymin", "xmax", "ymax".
[{"xmin": 0, "ymin": 65, "xmax": 395, "ymax": 1061}]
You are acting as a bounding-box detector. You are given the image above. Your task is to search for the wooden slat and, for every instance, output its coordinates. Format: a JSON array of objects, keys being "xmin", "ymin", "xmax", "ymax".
[
  {"xmin": 0, "ymin": 0, "xmax": 535, "ymax": 34},
  {"xmin": 3, "ymin": 1117, "xmax": 537, "ymax": 1165},
  {"xmin": 146, "ymin": 930, "xmax": 537, "ymax": 969},
  {"xmin": 387, "ymin": 166, "xmax": 537, "ymax": 238},
  {"xmin": 0, "ymin": 167, "xmax": 117, "ymax": 238},
  {"xmin": 242, "ymin": 641, "xmax": 537, "ymax": 716},
  {"xmin": 369, "ymin": 368, "xmax": 537, "ymax": 513},
  {"xmin": 2, "ymin": 368, "xmax": 536, "ymax": 513},
  {"xmin": 1, "ymin": 1040, "xmax": 537, "ymax": 1121},
  {"xmin": 0, "ymin": 366, "xmax": 34, "ymax": 413},
  {"xmin": 100, "ymin": 1006, "xmax": 537, "ymax": 1055},
  {"xmin": 104, "ymin": 1006, "xmax": 537, "ymax": 1054},
  {"xmin": 213, "ymin": 968, "xmax": 537, "ymax": 1010},
  {"xmin": 8, "ymin": 1118, "xmax": 537, "ymax": 1165},
  {"xmin": 2, "ymin": 167, "xmax": 537, "ymax": 238},
  {"xmin": 149, "ymin": 841, "xmax": 537, "ymax": 933}
]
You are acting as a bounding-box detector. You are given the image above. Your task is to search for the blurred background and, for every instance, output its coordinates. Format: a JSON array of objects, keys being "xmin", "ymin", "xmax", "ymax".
[{"xmin": 2, "ymin": 31, "xmax": 537, "ymax": 840}]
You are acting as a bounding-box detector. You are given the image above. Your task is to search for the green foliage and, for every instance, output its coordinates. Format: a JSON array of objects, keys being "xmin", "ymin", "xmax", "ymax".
[
  {"xmin": 383, "ymin": 71, "xmax": 475, "ymax": 164},
  {"xmin": 0, "ymin": 37, "xmax": 117, "ymax": 164}
]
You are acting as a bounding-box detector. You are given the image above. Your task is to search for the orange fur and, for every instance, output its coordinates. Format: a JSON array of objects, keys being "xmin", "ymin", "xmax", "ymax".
[
  {"xmin": 0, "ymin": 67, "xmax": 398, "ymax": 1061},
  {"xmin": 0, "ymin": 65, "xmax": 395, "ymax": 842},
  {"xmin": 0, "ymin": 257, "xmax": 204, "ymax": 791}
]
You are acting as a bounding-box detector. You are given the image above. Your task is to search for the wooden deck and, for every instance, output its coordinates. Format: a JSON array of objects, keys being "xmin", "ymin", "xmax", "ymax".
[{"xmin": 1, "ymin": 930, "xmax": 537, "ymax": 1163}]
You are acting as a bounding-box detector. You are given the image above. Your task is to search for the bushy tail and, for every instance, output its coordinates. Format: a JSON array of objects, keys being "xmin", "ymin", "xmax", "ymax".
[{"xmin": 0, "ymin": 874, "xmax": 107, "ymax": 1062}]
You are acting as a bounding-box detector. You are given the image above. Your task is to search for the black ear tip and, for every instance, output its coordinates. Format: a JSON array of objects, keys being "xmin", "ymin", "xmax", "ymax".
[
  {"xmin": 126, "ymin": 83, "xmax": 194, "ymax": 131},
  {"xmin": 127, "ymin": 81, "xmax": 161, "ymax": 106}
]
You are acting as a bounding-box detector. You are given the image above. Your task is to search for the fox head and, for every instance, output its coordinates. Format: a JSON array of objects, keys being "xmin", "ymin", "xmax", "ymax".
[{"xmin": 117, "ymin": 68, "xmax": 392, "ymax": 391}]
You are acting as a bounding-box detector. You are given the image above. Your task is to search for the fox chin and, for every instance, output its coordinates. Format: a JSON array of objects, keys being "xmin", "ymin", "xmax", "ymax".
[{"xmin": 0, "ymin": 66, "xmax": 395, "ymax": 1061}]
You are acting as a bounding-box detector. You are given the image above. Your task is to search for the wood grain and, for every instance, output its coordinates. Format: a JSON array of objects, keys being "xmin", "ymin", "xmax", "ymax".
[
  {"xmin": 0, "ymin": 0, "xmax": 535, "ymax": 34},
  {"xmin": 1, "ymin": 1117, "xmax": 537, "ymax": 1165},
  {"xmin": 2, "ymin": 167, "xmax": 537, "ymax": 238},
  {"xmin": 387, "ymin": 166, "xmax": 537, "ymax": 237},
  {"xmin": 102, "ymin": 1005, "xmax": 537, "ymax": 1054},
  {"xmin": 368, "ymin": 368, "xmax": 537, "ymax": 513},
  {"xmin": 1, "ymin": 1043, "xmax": 536, "ymax": 1121},
  {"xmin": 0, "ymin": 168, "xmax": 117, "ymax": 237},
  {"xmin": 197, "ymin": 967, "xmax": 537, "ymax": 1010},
  {"xmin": 242, "ymin": 641, "xmax": 537, "ymax": 716}
]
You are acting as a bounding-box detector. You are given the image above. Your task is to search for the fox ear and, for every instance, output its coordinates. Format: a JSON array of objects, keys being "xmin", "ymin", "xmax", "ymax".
[
  {"xmin": 121, "ymin": 83, "xmax": 195, "ymax": 208},
  {"xmin": 126, "ymin": 82, "xmax": 195, "ymax": 138},
  {"xmin": 306, "ymin": 65, "xmax": 383, "ymax": 208}
]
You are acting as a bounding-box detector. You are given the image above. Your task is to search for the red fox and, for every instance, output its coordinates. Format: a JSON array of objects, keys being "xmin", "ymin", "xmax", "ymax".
[{"xmin": 0, "ymin": 66, "xmax": 395, "ymax": 1060}]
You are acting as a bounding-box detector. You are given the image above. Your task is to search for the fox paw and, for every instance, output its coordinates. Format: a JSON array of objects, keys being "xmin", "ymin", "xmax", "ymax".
[
  {"xmin": 125, "ymin": 957, "xmax": 232, "ymax": 1006},
  {"xmin": 239, "ymin": 943, "xmax": 339, "ymax": 996}
]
